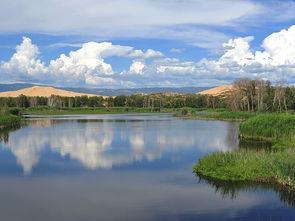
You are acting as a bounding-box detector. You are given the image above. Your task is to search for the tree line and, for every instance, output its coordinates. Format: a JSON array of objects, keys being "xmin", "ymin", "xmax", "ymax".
[
  {"xmin": 0, "ymin": 93, "xmax": 225, "ymax": 109},
  {"xmin": 228, "ymin": 78, "xmax": 295, "ymax": 112},
  {"xmin": 1, "ymin": 78, "xmax": 294, "ymax": 112}
]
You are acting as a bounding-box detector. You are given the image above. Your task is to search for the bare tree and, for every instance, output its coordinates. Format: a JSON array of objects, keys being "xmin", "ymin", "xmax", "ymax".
[{"xmin": 273, "ymin": 80, "xmax": 287, "ymax": 113}]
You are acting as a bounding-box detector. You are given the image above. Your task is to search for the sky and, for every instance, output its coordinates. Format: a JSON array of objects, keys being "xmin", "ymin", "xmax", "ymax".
[{"xmin": 0, "ymin": 0, "xmax": 295, "ymax": 88}]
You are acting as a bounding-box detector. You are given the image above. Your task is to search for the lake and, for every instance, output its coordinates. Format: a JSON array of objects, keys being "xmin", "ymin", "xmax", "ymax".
[{"xmin": 0, "ymin": 113, "xmax": 294, "ymax": 221}]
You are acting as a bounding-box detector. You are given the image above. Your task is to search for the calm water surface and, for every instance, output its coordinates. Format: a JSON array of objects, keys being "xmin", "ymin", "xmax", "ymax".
[{"xmin": 0, "ymin": 113, "xmax": 294, "ymax": 221}]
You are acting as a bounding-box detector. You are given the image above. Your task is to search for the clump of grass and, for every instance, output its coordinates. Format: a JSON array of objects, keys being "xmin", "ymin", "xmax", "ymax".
[
  {"xmin": 0, "ymin": 107, "xmax": 21, "ymax": 128},
  {"xmin": 240, "ymin": 114, "xmax": 295, "ymax": 148},
  {"xmin": 0, "ymin": 114, "xmax": 21, "ymax": 128},
  {"xmin": 194, "ymin": 149, "xmax": 295, "ymax": 187}
]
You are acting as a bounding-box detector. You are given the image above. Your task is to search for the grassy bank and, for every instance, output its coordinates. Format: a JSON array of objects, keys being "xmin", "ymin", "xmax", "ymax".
[
  {"xmin": 194, "ymin": 149, "xmax": 295, "ymax": 187},
  {"xmin": 194, "ymin": 113, "xmax": 295, "ymax": 188},
  {"xmin": 240, "ymin": 114, "xmax": 295, "ymax": 148},
  {"xmin": 22, "ymin": 106, "xmax": 183, "ymax": 115},
  {"xmin": 0, "ymin": 114, "xmax": 21, "ymax": 129},
  {"xmin": 176, "ymin": 109, "xmax": 257, "ymax": 121}
]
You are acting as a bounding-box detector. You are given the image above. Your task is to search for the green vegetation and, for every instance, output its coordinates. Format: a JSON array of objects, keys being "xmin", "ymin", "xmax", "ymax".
[
  {"xmin": 0, "ymin": 107, "xmax": 21, "ymax": 129},
  {"xmin": 240, "ymin": 114, "xmax": 295, "ymax": 148},
  {"xmin": 0, "ymin": 115, "xmax": 21, "ymax": 128},
  {"xmin": 0, "ymin": 106, "xmax": 21, "ymax": 129},
  {"xmin": 0, "ymin": 93, "xmax": 224, "ymax": 110},
  {"xmin": 21, "ymin": 106, "xmax": 191, "ymax": 115},
  {"xmin": 194, "ymin": 113, "xmax": 295, "ymax": 189},
  {"xmin": 189, "ymin": 110, "xmax": 257, "ymax": 121},
  {"xmin": 175, "ymin": 107, "xmax": 257, "ymax": 121},
  {"xmin": 194, "ymin": 149, "xmax": 295, "ymax": 187}
]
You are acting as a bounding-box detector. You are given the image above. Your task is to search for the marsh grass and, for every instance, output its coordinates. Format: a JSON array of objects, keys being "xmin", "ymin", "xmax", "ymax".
[
  {"xmin": 23, "ymin": 106, "xmax": 176, "ymax": 115},
  {"xmin": 194, "ymin": 113, "xmax": 295, "ymax": 188},
  {"xmin": 188, "ymin": 111, "xmax": 257, "ymax": 121},
  {"xmin": 240, "ymin": 114, "xmax": 295, "ymax": 148},
  {"xmin": 0, "ymin": 114, "xmax": 21, "ymax": 128},
  {"xmin": 194, "ymin": 149, "xmax": 295, "ymax": 187},
  {"xmin": 0, "ymin": 107, "xmax": 21, "ymax": 128}
]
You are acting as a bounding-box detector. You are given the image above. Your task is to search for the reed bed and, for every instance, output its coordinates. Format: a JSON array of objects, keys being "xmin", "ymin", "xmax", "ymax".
[
  {"xmin": 0, "ymin": 114, "xmax": 21, "ymax": 128},
  {"xmin": 194, "ymin": 149, "xmax": 295, "ymax": 187},
  {"xmin": 194, "ymin": 113, "xmax": 295, "ymax": 188},
  {"xmin": 240, "ymin": 114, "xmax": 295, "ymax": 148}
]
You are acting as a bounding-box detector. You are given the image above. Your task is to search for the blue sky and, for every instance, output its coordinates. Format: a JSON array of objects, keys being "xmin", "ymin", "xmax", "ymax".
[{"xmin": 0, "ymin": 0, "xmax": 295, "ymax": 88}]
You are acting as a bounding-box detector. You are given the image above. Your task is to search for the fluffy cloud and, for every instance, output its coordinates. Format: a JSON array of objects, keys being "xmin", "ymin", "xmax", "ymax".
[
  {"xmin": 129, "ymin": 49, "xmax": 164, "ymax": 59},
  {"xmin": 0, "ymin": 38, "xmax": 163, "ymax": 86},
  {"xmin": 262, "ymin": 26, "xmax": 295, "ymax": 66},
  {"xmin": 124, "ymin": 25, "xmax": 295, "ymax": 86},
  {"xmin": 1, "ymin": 37, "xmax": 47, "ymax": 79},
  {"xmin": 198, "ymin": 25, "xmax": 295, "ymax": 83},
  {"xmin": 128, "ymin": 61, "xmax": 145, "ymax": 75},
  {"xmin": 2, "ymin": 26, "xmax": 295, "ymax": 87}
]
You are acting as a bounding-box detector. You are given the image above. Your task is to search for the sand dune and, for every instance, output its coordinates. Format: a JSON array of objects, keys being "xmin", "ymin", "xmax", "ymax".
[
  {"xmin": 0, "ymin": 86, "xmax": 103, "ymax": 97},
  {"xmin": 197, "ymin": 85, "xmax": 233, "ymax": 96}
]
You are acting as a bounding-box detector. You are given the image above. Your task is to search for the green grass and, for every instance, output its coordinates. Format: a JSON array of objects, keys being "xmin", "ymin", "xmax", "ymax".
[
  {"xmin": 194, "ymin": 149, "xmax": 295, "ymax": 187},
  {"xmin": 240, "ymin": 114, "xmax": 295, "ymax": 148},
  {"xmin": 0, "ymin": 114, "xmax": 21, "ymax": 128},
  {"xmin": 23, "ymin": 106, "xmax": 225, "ymax": 115},
  {"xmin": 22, "ymin": 106, "xmax": 176, "ymax": 115},
  {"xmin": 187, "ymin": 110, "xmax": 257, "ymax": 121},
  {"xmin": 194, "ymin": 113, "xmax": 295, "ymax": 188}
]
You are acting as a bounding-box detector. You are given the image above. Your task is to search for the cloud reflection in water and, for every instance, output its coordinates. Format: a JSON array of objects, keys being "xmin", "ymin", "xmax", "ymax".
[{"xmin": 0, "ymin": 115, "xmax": 239, "ymax": 174}]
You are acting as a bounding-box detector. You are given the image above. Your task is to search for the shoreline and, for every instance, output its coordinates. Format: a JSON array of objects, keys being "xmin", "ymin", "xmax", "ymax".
[
  {"xmin": 0, "ymin": 115, "xmax": 21, "ymax": 129},
  {"xmin": 194, "ymin": 113, "xmax": 295, "ymax": 189}
]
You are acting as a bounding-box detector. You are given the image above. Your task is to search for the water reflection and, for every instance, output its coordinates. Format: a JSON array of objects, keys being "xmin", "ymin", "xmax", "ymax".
[
  {"xmin": 0, "ymin": 124, "xmax": 22, "ymax": 144},
  {"xmin": 0, "ymin": 114, "xmax": 294, "ymax": 220},
  {"xmin": 0, "ymin": 114, "xmax": 239, "ymax": 175},
  {"xmin": 197, "ymin": 174, "xmax": 295, "ymax": 208}
]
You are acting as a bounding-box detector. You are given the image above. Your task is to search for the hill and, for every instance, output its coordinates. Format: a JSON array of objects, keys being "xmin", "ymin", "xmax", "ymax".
[
  {"xmin": 65, "ymin": 87, "xmax": 211, "ymax": 96},
  {"xmin": 0, "ymin": 86, "xmax": 101, "ymax": 97},
  {"xmin": 0, "ymin": 84, "xmax": 209, "ymax": 96},
  {"xmin": 197, "ymin": 85, "xmax": 233, "ymax": 96}
]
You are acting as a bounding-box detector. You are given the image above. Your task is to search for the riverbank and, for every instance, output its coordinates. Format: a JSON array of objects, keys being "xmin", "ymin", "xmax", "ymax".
[
  {"xmin": 194, "ymin": 149, "xmax": 295, "ymax": 187},
  {"xmin": 240, "ymin": 114, "xmax": 295, "ymax": 148},
  {"xmin": 21, "ymin": 106, "xmax": 228, "ymax": 115},
  {"xmin": 194, "ymin": 113, "xmax": 295, "ymax": 188},
  {"xmin": 0, "ymin": 114, "xmax": 21, "ymax": 129},
  {"xmin": 21, "ymin": 106, "xmax": 177, "ymax": 115},
  {"xmin": 176, "ymin": 109, "xmax": 257, "ymax": 121}
]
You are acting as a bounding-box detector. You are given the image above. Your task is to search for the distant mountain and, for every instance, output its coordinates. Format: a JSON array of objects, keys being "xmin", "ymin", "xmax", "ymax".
[
  {"xmin": 0, "ymin": 83, "xmax": 211, "ymax": 96},
  {"xmin": 61, "ymin": 87, "xmax": 211, "ymax": 96},
  {"xmin": 0, "ymin": 86, "xmax": 101, "ymax": 97}
]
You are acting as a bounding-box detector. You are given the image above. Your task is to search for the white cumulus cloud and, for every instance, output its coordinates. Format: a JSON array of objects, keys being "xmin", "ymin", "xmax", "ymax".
[
  {"xmin": 1, "ymin": 37, "xmax": 47, "ymax": 80},
  {"xmin": 198, "ymin": 25, "xmax": 295, "ymax": 83},
  {"xmin": 128, "ymin": 60, "xmax": 146, "ymax": 75},
  {"xmin": 2, "ymin": 26, "xmax": 295, "ymax": 88},
  {"xmin": 0, "ymin": 37, "xmax": 164, "ymax": 87}
]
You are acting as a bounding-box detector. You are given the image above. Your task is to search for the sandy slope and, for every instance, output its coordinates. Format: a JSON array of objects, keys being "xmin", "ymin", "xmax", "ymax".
[
  {"xmin": 197, "ymin": 85, "xmax": 233, "ymax": 96},
  {"xmin": 0, "ymin": 86, "xmax": 103, "ymax": 97}
]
